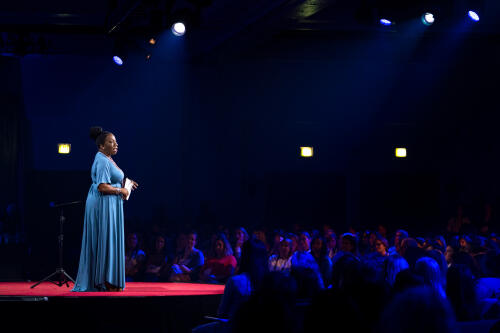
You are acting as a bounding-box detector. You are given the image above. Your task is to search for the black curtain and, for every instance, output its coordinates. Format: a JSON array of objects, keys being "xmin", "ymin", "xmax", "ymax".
[{"xmin": 0, "ymin": 56, "xmax": 29, "ymax": 232}]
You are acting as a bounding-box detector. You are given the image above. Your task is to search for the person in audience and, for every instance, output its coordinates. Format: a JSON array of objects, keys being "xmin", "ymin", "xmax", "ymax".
[
  {"xmin": 169, "ymin": 231, "xmax": 204, "ymax": 282},
  {"xmin": 445, "ymin": 245, "xmax": 455, "ymax": 267},
  {"xmin": 325, "ymin": 231, "xmax": 337, "ymax": 259},
  {"xmin": 217, "ymin": 239, "xmax": 268, "ymax": 319},
  {"xmin": 174, "ymin": 231, "xmax": 187, "ymax": 257},
  {"xmin": 374, "ymin": 234, "xmax": 389, "ymax": 257},
  {"xmin": 310, "ymin": 236, "xmax": 332, "ymax": 287},
  {"xmin": 401, "ymin": 237, "xmax": 425, "ymax": 269},
  {"xmin": 199, "ymin": 232, "xmax": 237, "ymax": 284},
  {"xmin": 269, "ymin": 229, "xmax": 284, "ymax": 256},
  {"xmin": 143, "ymin": 234, "xmax": 169, "ymax": 282},
  {"xmin": 298, "ymin": 231, "xmax": 311, "ymax": 252},
  {"xmin": 384, "ymin": 255, "xmax": 410, "ymax": 287},
  {"xmin": 459, "ymin": 234, "xmax": 473, "ymax": 253},
  {"xmin": 476, "ymin": 249, "xmax": 500, "ymax": 300},
  {"xmin": 425, "ymin": 249, "xmax": 448, "ymax": 288},
  {"xmin": 360, "ymin": 230, "xmax": 372, "ymax": 255},
  {"xmin": 231, "ymin": 272, "xmax": 298, "ymax": 333},
  {"xmin": 388, "ymin": 229, "xmax": 408, "ymax": 256},
  {"xmin": 340, "ymin": 232, "xmax": 359, "ymax": 257},
  {"xmin": 287, "ymin": 233, "xmax": 299, "ymax": 254},
  {"xmin": 125, "ymin": 232, "xmax": 146, "ymax": 282},
  {"xmin": 233, "ymin": 227, "xmax": 249, "ymax": 262},
  {"xmin": 379, "ymin": 286, "xmax": 457, "ymax": 333},
  {"xmin": 446, "ymin": 264, "xmax": 481, "ymax": 321},
  {"xmin": 252, "ymin": 227, "xmax": 269, "ymax": 252},
  {"xmin": 414, "ymin": 257, "xmax": 446, "ymax": 299},
  {"xmin": 268, "ymin": 238, "xmax": 293, "ymax": 273}
]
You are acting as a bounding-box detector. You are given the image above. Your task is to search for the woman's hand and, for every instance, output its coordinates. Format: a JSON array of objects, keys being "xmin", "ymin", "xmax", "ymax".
[
  {"xmin": 130, "ymin": 179, "xmax": 139, "ymax": 191},
  {"xmin": 120, "ymin": 188, "xmax": 129, "ymax": 200}
]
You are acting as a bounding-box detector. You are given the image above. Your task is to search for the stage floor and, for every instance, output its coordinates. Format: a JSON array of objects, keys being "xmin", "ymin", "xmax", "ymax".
[
  {"xmin": 0, "ymin": 282, "xmax": 225, "ymax": 333},
  {"xmin": 0, "ymin": 281, "xmax": 225, "ymax": 298}
]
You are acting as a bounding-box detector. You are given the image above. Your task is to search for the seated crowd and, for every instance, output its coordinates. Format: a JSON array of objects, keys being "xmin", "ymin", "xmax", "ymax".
[{"xmin": 124, "ymin": 222, "xmax": 500, "ymax": 332}]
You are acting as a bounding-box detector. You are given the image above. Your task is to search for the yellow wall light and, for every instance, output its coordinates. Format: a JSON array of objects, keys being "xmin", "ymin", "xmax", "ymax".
[
  {"xmin": 58, "ymin": 143, "xmax": 71, "ymax": 154},
  {"xmin": 395, "ymin": 147, "xmax": 407, "ymax": 158},
  {"xmin": 300, "ymin": 147, "xmax": 313, "ymax": 157}
]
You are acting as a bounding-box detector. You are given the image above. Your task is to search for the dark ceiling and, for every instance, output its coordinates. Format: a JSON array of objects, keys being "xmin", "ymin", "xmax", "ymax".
[{"xmin": 0, "ymin": 0, "xmax": 499, "ymax": 56}]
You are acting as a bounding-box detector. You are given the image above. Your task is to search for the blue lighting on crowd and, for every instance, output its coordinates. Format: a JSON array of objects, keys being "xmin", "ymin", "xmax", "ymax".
[
  {"xmin": 113, "ymin": 56, "xmax": 124, "ymax": 66},
  {"xmin": 468, "ymin": 11, "xmax": 480, "ymax": 22},
  {"xmin": 171, "ymin": 22, "xmax": 186, "ymax": 36},
  {"xmin": 380, "ymin": 19, "xmax": 392, "ymax": 26}
]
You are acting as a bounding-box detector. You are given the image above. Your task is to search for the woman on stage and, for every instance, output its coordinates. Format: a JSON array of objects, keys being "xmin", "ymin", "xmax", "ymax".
[{"xmin": 72, "ymin": 126, "xmax": 137, "ymax": 292}]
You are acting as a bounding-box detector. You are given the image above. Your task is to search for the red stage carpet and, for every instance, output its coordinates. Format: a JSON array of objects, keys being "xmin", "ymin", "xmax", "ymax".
[{"xmin": 0, "ymin": 281, "xmax": 225, "ymax": 297}]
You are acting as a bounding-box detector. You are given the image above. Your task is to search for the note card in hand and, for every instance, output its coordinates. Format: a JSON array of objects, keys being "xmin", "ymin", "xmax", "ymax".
[{"xmin": 124, "ymin": 178, "xmax": 133, "ymax": 200}]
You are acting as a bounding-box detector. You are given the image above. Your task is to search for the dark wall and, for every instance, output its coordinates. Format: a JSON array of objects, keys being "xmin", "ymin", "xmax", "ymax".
[{"xmin": 17, "ymin": 26, "xmax": 500, "ymax": 257}]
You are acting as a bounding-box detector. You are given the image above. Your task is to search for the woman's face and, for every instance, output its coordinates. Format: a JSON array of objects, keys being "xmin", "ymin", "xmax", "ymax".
[
  {"xmin": 375, "ymin": 240, "xmax": 386, "ymax": 255},
  {"xmin": 341, "ymin": 238, "xmax": 353, "ymax": 253},
  {"xmin": 155, "ymin": 236, "xmax": 165, "ymax": 251},
  {"xmin": 187, "ymin": 233, "xmax": 197, "ymax": 249},
  {"xmin": 445, "ymin": 245, "xmax": 454, "ymax": 263},
  {"xmin": 459, "ymin": 238, "xmax": 467, "ymax": 248},
  {"xmin": 279, "ymin": 241, "xmax": 291, "ymax": 258},
  {"xmin": 236, "ymin": 229, "xmax": 245, "ymax": 242},
  {"xmin": 127, "ymin": 233, "xmax": 138, "ymax": 249},
  {"xmin": 311, "ymin": 238, "xmax": 323, "ymax": 254},
  {"xmin": 215, "ymin": 240, "xmax": 225, "ymax": 257},
  {"xmin": 100, "ymin": 134, "xmax": 118, "ymax": 156}
]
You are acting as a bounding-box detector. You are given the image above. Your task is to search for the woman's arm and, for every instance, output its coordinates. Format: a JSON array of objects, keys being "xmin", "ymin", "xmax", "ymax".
[{"xmin": 97, "ymin": 183, "xmax": 129, "ymax": 199}]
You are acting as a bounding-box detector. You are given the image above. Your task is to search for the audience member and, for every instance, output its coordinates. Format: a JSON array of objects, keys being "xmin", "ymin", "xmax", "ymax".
[
  {"xmin": 414, "ymin": 257, "xmax": 446, "ymax": 299},
  {"xmin": 384, "ymin": 255, "xmax": 409, "ymax": 287},
  {"xmin": 310, "ymin": 236, "xmax": 332, "ymax": 287},
  {"xmin": 233, "ymin": 227, "xmax": 249, "ymax": 262},
  {"xmin": 378, "ymin": 286, "xmax": 457, "ymax": 333},
  {"xmin": 199, "ymin": 232, "xmax": 237, "ymax": 284},
  {"xmin": 143, "ymin": 234, "xmax": 169, "ymax": 282},
  {"xmin": 170, "ymin": 232, "xmax": 204, "ymax": 282},
  {"xmin": 125, "ymin": 232, "xmax": 146, "ymax": 282},
  {"xmin": 388, "ymin": 229, "xmax": 408, "ymax": 256},
  {"xmin": 218, "ymin": 239, "xmax": 268, "ymax": 319},
  {"xmin": 268, "ymin": 238, "xmax": 293, "ymax": 273}
]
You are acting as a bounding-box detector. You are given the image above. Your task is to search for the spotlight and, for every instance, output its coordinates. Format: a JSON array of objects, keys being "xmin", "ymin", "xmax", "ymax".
[
  {"xmin": 468, "ymin": 10, "xmax": 480, "ymax": 21},
  {"xmin": 171, "ymin": 22, "xmax": 186, "ymax": 36},
  {"xmin": 148, "ymin": 38, "xmax": 157, "ymax": 45},
  {"xmin": 113, "ymin": 55, "xmax": 124, "ymax": 66},
  {"xmin": 300, "ymin": 147, "xmax": 314, "ymax": 158},
  {"xmin": 421, "ymin": 12, "xmax": 435, "ymax": 26},
  {"xmin": 395, "ymin": 148, "xmax": 407, "ymax": 158},
  {"xmin": 380, "ymin": 18, "xmax": 392, "ymax": 26},
  {"xmin": 58, "ymin": 143, "xmax": 71, "ymax": 154}
]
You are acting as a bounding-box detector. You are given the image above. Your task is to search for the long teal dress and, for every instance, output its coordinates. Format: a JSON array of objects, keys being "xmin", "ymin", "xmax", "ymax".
[{"xmin": 72, "ymin": 152, "xmax": 125, "ymax": 291}]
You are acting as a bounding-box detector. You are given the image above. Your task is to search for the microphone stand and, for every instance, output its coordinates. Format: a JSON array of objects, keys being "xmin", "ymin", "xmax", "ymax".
[{"xmin": 31, "ymin": 201, "xmax": 81, "ymax": 289}]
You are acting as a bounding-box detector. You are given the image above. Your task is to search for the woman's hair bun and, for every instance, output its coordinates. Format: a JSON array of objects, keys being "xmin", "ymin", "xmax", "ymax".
[{"xmin": 89, "ymin": 126, "xmax": 103, "ymax": 141}]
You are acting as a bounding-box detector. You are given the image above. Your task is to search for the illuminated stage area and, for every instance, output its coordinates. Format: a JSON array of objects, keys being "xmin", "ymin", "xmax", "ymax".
[{"xmin": 0, "ymin": 282, "xmax": 224, "ymax": 333}]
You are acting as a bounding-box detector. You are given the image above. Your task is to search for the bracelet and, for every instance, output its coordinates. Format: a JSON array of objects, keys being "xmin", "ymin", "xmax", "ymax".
[{"xmin": 115, "ymin": 187, "xmax": 120, "ymax": 196}]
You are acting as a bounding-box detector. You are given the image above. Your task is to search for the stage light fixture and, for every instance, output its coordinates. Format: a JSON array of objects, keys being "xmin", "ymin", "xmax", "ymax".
[
  {"xmin": 300, "ymin": 147, "xmax": 313, "ymax": 158},
  {"xmin": 421, "ymin": 12, "xmax": 435, "ymax": 25},
  {"xmin": 113, "ymin": 55, "xmax": 124, "ymax": 66},
  {"xmin": 171, "ymin": 22, "xmax": 186, "ymax": 36},
  {"xmin": 58, "ymin": 143, "xmax": 71, "ymax": 154},
  {"xmin": 395, "ymin": 148, "xmax": 407, "ymax": 158},
  {"xmin": 148, "ymin": 38, "xmax": 156, "ymax": 45},
  {"xmin": 468, "ymin": 10, "xmax": 480, "ymax": 21},
  {"xmin": 380, "ymin": 18, "xmax": 392, "ymax": 26}
]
